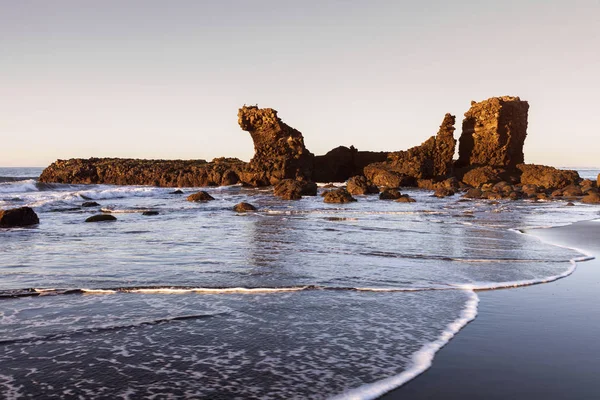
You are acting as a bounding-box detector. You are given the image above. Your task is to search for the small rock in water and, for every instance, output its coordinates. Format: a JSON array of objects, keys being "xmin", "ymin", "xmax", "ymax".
[
  {"xmin": 396, "ymin": 195, "xmax": 416, "ymax": 203},
  {"xmin": 82, "ymin": 201, "xmax": 100, "ymax": 207},
  {"xmin": 85, "ymin": 214, "xmax": 117, "ymax": 223},
  {"xmin": 323, "ymin": 188, "xmax": 357, "ymax": 204},
  {"xmin": 142, "ymin": 211, "xmax": 160, "ymax": 216},
  {"xmin": 0, "ymin": 207, "xmax": 40, "ymax": 228},
  {"xmin": 187, "ymin": 191, "xmax": 215, "ymax": 202},
  {"xmin": 379, "ymin": 188, "xmax": 403, "ymax": 200},
  {"xmin": 233, "ymin": 202, "xmax": 257, "ymax": 212},
  {"xmin": 566, "ymin": 202, "xmax": 575, "ymax": 207},
  {"xmin": 170, "ymin": 190, "xmax": 184, "ymax": 195}
]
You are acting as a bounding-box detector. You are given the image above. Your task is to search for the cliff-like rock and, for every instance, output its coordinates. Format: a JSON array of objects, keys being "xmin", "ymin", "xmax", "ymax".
[
  {"xmin": 237, "ymin": 106, "xmax": 314, "ymax": 186},
  {"xmin": 39, "ymin": 157, "xmax": 246, "ymax": 187},
  {"xmin": 456, "ymin": 96, "xmax": 529, "ymax": 169},
  {"xmin": 363, "ymin": 113, "xmax": 457, "ymax": 187}
]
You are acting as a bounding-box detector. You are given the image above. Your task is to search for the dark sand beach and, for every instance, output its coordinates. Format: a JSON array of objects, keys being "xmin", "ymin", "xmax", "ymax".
[{"xmin": 385, "ymin": 219, "xmax": 600, "ymax": 399}]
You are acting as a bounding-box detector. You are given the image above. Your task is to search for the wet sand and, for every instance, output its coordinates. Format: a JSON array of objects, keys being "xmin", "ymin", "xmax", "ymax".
[{"xmin": 383, "ymin": 219, "xmax": 600, "ymax": 400}]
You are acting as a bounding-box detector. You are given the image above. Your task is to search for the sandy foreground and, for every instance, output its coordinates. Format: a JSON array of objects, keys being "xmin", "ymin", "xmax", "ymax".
[{"xmin": 383, "ymin": 219, "xmax": 600, "ymax": 400}]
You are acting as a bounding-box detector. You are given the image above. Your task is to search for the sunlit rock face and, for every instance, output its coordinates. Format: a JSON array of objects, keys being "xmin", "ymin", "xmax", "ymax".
[
  {"xmin": 456, "ymin": 96, "xmax": 529, "ymax": 169},
  {"xmin": 237, "ymin": 105, "xmax": 314, "ymax": 186}
]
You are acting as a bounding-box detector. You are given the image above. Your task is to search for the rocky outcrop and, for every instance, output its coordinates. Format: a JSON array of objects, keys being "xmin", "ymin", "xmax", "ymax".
[
  {"xmin": 346, "ymin": 176, "xmax": 379, "ymax": 195},
  {"xmin": 517, "ymin": 164, "xmax": 580, "ymax": 190},
  {"xmin": 456, "ymin": 96, "xmax": 529, "ymax": 169},
  {"xmin": 238, "ymin": 106, "xmax": 314, "ymax": 186},
  {"xmin": 362, "ymin": 113, "xmax": 457, "ymax": 186},
  {"xmin": 40, "ymin": 158, "xmax": 246, "ymax": 187},
  {"xmin": 582, "ymin": 192, "xmax": 600, "ymax": 204},
  {"xmin": 313, "ymin": 146, "xmax": 388, "ymax": 183},
  {"xmin": 460, "ymin": 166, "xmax": 509, "ymax": 188},
  {"xmin": 0, "ymin": 207, "xmax": 39, "ymax": 227},
  {"xmin": 323, "ymin": 188, "xmax": 357, "ymax": 204},
  {"xmin": 187, "ymin": 191, "xmax": 215, "ymax": 202},
  {"xmin": 379, "ymin": 188, "xmax": 403, "ymax": 200}
]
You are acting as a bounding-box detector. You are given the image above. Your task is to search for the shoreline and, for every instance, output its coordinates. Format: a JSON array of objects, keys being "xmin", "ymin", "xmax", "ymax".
[{"xmin": 383, "ymin": 218, "xmax": 600, "ymax": 399}]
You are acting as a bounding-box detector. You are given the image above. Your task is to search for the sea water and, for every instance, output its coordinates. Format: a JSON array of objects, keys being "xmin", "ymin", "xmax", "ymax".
[{"xmin": 0, "ymin": 167, "xmax": 598, "ymax": 399}]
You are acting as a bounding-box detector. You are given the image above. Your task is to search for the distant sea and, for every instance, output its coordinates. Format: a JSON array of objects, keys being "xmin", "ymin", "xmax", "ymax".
[{"xmin": 0, "ymin": 166, "xmax": 598, "ymax": 399}]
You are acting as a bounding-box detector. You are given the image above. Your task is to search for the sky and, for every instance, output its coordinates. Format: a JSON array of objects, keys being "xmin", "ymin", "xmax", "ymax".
[{"xmin": 1, "ymin": 0, "xmax": 599, "ymax": 167}]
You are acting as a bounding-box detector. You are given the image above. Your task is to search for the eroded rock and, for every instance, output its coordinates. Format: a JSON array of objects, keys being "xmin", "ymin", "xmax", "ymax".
[
  {"xmin": 346, "ymin": 175, "xmax": 379, "ymax": 195},
  {"xmin": 187, "ymin": 191, "xmax": 215, "ymax": 202},
  {"xmin": 233, "ymin": 202, "xmax": 257, "ymax": 212},
  {"xmin": 517, "ymin": 164, "xmax": 580, "ymax": 190},
  {"xmin": 273, "ymin": 179, "xmax": 317, "ymax": 200},
  {"xmin": 456, "ymin": 96, "xmax": 529, "ymax": 169},
  {"xmin": 323, "ymin": 188, "xmax": 357, "ymax": 204}
]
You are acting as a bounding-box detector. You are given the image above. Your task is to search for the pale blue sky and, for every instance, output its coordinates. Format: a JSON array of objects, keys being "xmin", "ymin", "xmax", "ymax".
[{"xmin": 1, "ymin": 0, "xmax": 599, "ymax": 167}]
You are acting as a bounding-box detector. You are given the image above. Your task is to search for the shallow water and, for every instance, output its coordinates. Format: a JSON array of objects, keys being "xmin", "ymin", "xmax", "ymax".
[{"xmin": 0, "ymin": 167, "xmax": 598, "ymax": 399}]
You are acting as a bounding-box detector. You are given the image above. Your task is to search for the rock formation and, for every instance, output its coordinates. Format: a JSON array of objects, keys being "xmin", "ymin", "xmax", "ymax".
[
  {"xmin": 456, "ymin": 96, "xmax": 529, "ymax": 169},
  {"xmin": 346, "ymin": 176, "xmax": 379, "ymax": 195},
  {"xmin": 323, "ymin": 188, "xmax": 357, "ymax": 204},
  {"xmin": 40, "ymin": 158, "xmax": 246, "ymax": 187},
  {"xmin": 363, "ymin": 113, "xmax": 457, "ymax": 186},
  {"xmin": 233, "ymin": 202, "xmax": 257, "ymax": 212},
  {"xmin": 237, "ymin": 106, "xmax": 314, "ymax": 186},
  {"xmin": 0, "ymin": 207, "xmax": 39, "ymax": 228},
  {"xmin": 273, "ymin": 179, "xmax": 318, "ymax": 200},
  {"xmin": 517, "ymin": 164, "xmax": 580, "ymax": 190},
  {"xmin": 313, "ymin": 146, "xmax": 388, "ymax": 183}
]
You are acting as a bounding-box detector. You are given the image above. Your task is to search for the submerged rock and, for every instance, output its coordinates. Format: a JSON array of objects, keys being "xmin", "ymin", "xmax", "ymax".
[
  {"xmin": 142, "ymin": 211, "xmax": 160, "ymax": 216},
  {"xmin": 396, "ymin": 195, "xmax": 416, "ymax": 203},
  {"xmin": 0, "ymin": 207, "xmax": 39, "ymax": 228},
  {"xmin": 233, "ymin": 202, "xmax": 257, "ymax": 212},
  {"xmin": 85, "ymin": 214, "xmax": 117, "ymax": 223},
  {"xmin": 323, "ymin": 188, "xmax": 357, "ymax": 204},
  {"xmin": 379, "ymin": 188, "xmax": 403, "ymax": 200},
  {"xmin": 187, "ymin": 191, "xmax": 215, "ymax": 202},
  {"xmin": 82, "ymin": 201, "xmax": 100, "ymax": 207}
]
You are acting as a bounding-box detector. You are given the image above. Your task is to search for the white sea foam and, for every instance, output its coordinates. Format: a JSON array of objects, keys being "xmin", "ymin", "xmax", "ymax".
[
  {"xmin": 0, "ymin": 180, "xmax": 38, "ymax": 194},
  {"xmin": 330, "ymin": 290, "xmax": 479, "ymax": 400}
]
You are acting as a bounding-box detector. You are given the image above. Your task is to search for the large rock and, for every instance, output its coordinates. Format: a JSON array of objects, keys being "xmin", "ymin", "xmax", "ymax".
[
  {"xmin": 238, "ymin": 106, "xmax": 314, "ymax": 186},
  {"xmin": 346, "ymin": 175, "xmax": 379, "ymax": 195},
  {"xmin": 40, "ymin": 157, "xmax": 245, "ymax": 187},
  {"xmin": 313, "ymin": 146, "xmax": 388, "ymax": 183},
  {"xmin": 362, "ymin": 113, "xmax": 456, "ymax": 185},
  {"xmin": 456, "ymin": 96, "xmax": 529, "ymax": 169},
  {"xmin": 517, "ymin": 164, "xmax": 580, "ymax": 190},
  {"xmin": 461, "ymin": 166, "xmax": 507, "ymax": 188},
  {"xmin": 0, "ymin": 207, "xmax": 39, "ymax": 227}
]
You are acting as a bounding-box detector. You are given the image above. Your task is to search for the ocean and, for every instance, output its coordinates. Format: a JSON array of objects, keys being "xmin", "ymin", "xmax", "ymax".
[{"xmin": 1, "ymin": 166, "xmax": 599, "ymax": 399}]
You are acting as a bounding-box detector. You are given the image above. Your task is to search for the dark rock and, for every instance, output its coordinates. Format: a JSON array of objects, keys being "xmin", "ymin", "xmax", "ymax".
[
  {"xmin": 566, "ymin": 202, "xmax": 575, "ymax": 206},
  {"xmin": 82, "ymin": 201, "xmax": 100, "ymax": 207},
  {"xmin": 142, "ymin": 211, "xmax": 159, "ymax": 216},
  {"xmin": 313, "ymin": 146, "xmax": 388, "ymax": 183},
  {"xmin": 170, "ymin": 190, "xmax": 184, "ymax": 194},
  {"xmin": 582, "ymin": 192, "xmax": 600, "ymax": 204},
  {"xmin": 274, "ymin": 179, "xmax": 317, "ymax": 200},
  {"xmin": 379, "ymin": 188, "xmax": 403, "ymax": 200},
  {"xmin": 323, "ymin": 188, "xmax": 357, "ymax": 204},
  {"xmin": 0, "ymin": 207, "xmax": 39, "ymax": 227},
  {"xmin": 396, "ymin": 195, "xmax": 416, "ymax": 203},
  {"xmin": 187, "ymin": 191, "xmax": 215, "ymax": 202},
  {"xmin": 233, "ymin": 202, "xmax": 257, "ymax": 212},
  {"xmin": 237, "ymin": 106, "xmax": 314, "ymax": 186},
  {"xmin": 85, "ymin": 214, "xmax": 117, "ymax": 223},
  {"xmin": 346, "ymin": 175, "xmax": 379, "ymax": 195},
  {"xmin": 363, "ymin": 113, "xmax": 457, "ymax": 184},
  {"xmin": 456, "ymin": 96, "xmax": 529, "ymax": 169},
  {"xmin": 517, "ymin": 164, "xmax": 580, "ymax": 190},
  {"xmin": 323, "ymin": 183, "xmax": 336, "ymax": 188}
]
